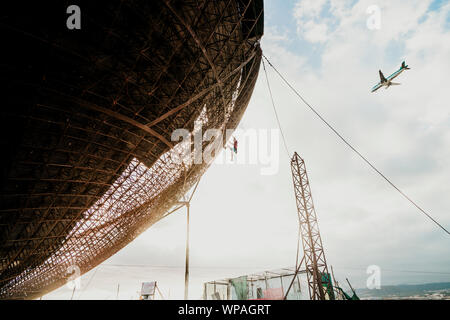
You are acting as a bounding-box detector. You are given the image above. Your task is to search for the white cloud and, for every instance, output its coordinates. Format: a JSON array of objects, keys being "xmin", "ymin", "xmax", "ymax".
[
  {"xmin": 294, "ymin": 0, "xmax": 435, "ymax": 45},
  {"xmin": 294, "ymin": 0, "xmax": 331, "ymax": 43},
  {"xmin": 294, "ymin": 0, "xmax": 328, "ymax": 20},
  {"xmin": 302, "ymin": 21, "xmax": 329, "ymax": 43}
]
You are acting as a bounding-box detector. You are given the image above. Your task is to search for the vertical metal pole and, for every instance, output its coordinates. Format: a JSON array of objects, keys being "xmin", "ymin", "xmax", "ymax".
[
  {"xmin": 184, "ymin": 203, "xmax": 190, "ymax": 300},
  {"xmin": 203, "ymin": 283, "xmax": 207, "ymax": 300},
  {"xmin": 70, "ymin": 286, "xmax": 76, "ymax": 300},
  {"xmin": 330, "ymin": 266, "xmax": 340, "ymax": 299},
  {"xmin": 280, "ymin": 276, "xmax": 284, "ymax": 297}
]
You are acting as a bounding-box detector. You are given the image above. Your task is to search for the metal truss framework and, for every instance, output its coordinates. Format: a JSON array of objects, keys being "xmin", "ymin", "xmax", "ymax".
[
  {"xmin": 0, "ymin": 0, "xmax": 264, "ymax": 299},
  {"xmin": 290, "ymin": 152, "xmax": 334, "ymax": 300}
]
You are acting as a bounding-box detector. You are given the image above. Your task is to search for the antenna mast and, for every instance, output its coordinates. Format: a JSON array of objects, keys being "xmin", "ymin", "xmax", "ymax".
[{"xmin": 290, "ymin": 152, "xmax": 334, "ymax": 300}]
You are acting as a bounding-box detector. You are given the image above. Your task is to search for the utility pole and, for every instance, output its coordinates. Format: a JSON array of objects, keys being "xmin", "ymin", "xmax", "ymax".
[
  {"xmin": 177, "ymin": 200, "xmax": 190, "ymax": 300},
  {"xmin": 185, "ymin": 202, "xmax": 190, "ymax": 300},
  {"xmin": 172, "ymin": 178, "xmax": 200, "ymax": 300},
  {"xmin": 290, "ymin": 152, "xmax": 334, "ymax": 300}
]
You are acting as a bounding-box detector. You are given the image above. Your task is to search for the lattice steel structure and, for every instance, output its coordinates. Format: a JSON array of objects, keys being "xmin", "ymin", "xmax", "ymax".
[
  {"xmin": 290, "ymin": 152, "xmax": 334, "ymax": 300},
  {"xmin": 0, "ymin": 0, "xmax": 264, "ymax": 299}
]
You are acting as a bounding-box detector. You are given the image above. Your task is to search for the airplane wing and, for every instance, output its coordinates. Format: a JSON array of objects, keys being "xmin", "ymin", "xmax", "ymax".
[{"xmin": 379, "ymin": 70, "xmax": 387, "ymax": 82}]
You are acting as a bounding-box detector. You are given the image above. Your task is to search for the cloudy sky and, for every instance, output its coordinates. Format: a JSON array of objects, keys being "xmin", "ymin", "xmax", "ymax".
[{"xmin": 46, "ymin": 0, "xmax": 450, "ymax": 299}]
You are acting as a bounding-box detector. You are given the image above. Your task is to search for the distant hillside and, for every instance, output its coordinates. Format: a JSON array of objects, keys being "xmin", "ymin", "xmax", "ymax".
[{"xmin": 356, "ymin": 282, "xmax": 450, "ymax": 299}]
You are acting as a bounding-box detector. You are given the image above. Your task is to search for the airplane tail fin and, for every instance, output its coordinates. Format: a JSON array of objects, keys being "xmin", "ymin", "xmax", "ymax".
[
  {"xmin": 401, "ymin": 61, "xmax": 410, "ymax": 70},
  {"xmin": 379, "ymin": 70, "xmax": 387, "ymax": 82}
]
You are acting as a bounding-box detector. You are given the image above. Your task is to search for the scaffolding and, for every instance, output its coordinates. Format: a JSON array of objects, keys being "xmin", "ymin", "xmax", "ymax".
[
  {"xmin": 0, "ymin": 0, "xmax": 264, "ymax": 299},
  {"xmin": 203, "ymin": 268, "xmax": 309, "ymax": 300}
]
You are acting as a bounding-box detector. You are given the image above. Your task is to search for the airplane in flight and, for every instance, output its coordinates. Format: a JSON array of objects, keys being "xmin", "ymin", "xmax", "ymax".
[{"xmin": 371, "ymin": 61, "xmax": 410, "ymax": 92}]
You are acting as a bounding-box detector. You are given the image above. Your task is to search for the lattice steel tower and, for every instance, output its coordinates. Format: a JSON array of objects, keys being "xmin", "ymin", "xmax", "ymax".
[{"xmin": 290, "ymin": 152, "xmax": 335, "ymax": 300}]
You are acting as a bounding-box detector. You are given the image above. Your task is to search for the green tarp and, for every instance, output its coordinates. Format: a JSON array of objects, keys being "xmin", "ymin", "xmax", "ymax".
[
  {"xmin": 336, "ymin": 287, "xmax": 360, "ymax": 300},
  {"xmin": 321, "ymin": 273, "xmax": 335, "ymax": 299},
  {"xmin": 230, "ymin": 276, "xmax": 248, "ymax": 300}
]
